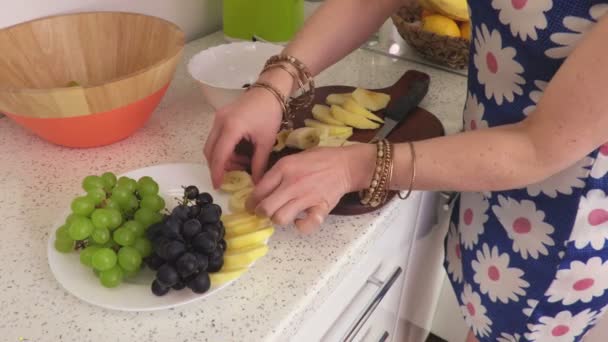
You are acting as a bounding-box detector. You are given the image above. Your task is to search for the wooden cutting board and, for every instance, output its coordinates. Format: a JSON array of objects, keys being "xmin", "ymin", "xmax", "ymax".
[{"xmin": 236, "ymin": 69, "xmax": 445, "ymax": 215}]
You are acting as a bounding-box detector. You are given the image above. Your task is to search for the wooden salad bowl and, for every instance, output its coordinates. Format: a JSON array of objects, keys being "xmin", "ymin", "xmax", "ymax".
[{"xmin": 0, "ymin": 12, "xmax": 185, "ymax": 147}]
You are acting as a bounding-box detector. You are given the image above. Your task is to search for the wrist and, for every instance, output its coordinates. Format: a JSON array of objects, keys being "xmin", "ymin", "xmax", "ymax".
[
  {"xmin": 343, "ymin": 143, "xmax": 377, "ymax": 193},
  {"xmin": 257, "ymin": 66, "xmax": 297, "ymax": 96}
]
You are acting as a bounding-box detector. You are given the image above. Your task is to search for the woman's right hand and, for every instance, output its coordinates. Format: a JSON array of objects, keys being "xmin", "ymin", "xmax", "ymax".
[{"xmin": 204, "ymin": 86, "xmax": 284, "ymax": 189}]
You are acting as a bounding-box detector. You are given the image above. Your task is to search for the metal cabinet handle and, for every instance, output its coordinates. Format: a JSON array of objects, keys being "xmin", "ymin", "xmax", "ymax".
[
  {"xmin": 378, "ymin": 331, "xmax": 390, "ymax": 342},
  {"xmin": 341, "ymin": 267, "xmax": 403, "ymax": 342}
]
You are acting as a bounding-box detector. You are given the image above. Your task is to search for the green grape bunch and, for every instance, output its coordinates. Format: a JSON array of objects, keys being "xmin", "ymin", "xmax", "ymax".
[{"xmin": 53, "ymin": 172, "xmax": 165, "ymax": 288}]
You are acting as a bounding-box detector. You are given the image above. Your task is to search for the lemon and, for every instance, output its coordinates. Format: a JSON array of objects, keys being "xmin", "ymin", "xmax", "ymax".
[
  {"xmin": 460, "ymin": 21, "xmax": 471, "ymax": 41},
  {"xmin": 421, "ymin": 15, "xmax": 461, "ymax": 38}
]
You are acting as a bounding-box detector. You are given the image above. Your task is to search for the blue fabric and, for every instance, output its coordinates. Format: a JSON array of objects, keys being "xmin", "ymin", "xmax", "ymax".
[{"xmin": 445, "ymin": 1, "xmax": 608, "ymax": 340}]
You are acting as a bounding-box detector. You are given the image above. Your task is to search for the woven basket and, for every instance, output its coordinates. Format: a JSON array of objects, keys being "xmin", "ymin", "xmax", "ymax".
[{"xmin": 391, "ymin": 5, "xmax": 470, "ymax": 69}]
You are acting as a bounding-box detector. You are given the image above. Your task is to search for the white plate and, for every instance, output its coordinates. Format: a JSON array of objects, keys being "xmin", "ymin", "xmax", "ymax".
[{"xmin": 47, "ymin": 163, "xmax": 237, "ymax": 312}]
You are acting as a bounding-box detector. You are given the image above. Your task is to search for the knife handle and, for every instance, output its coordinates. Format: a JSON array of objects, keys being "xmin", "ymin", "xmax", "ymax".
[{"xmin": 384, "ymin": 78, "xmax": 430, "ymax": 122}]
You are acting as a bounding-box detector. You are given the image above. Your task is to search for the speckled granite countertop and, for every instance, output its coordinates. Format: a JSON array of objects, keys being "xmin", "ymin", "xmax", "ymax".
[{"xmin": 0, "ymin": 32, "xmax": 465, "ymax": 341}]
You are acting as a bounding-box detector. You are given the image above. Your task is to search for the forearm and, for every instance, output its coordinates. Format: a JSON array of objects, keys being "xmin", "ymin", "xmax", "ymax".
[
  {"xmin": 284, "ymin": 0, "xmax": 404, "ymax": 75},
  {"xmin": 260, "ymin": 0, "xmax": 404, "ymax": 95}
]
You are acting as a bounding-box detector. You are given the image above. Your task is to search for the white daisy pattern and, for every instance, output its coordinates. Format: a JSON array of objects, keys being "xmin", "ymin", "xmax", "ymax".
[
  {"xmin": 474, "ymin": 24, "xmax": 525, "ymax": 105},
  {"xmin": 523, "ymin": 80, "xmax": 549, "ymax": 116},
  {"xmin": 571, "ymin": 189, "xmax": 608, "ymax": 250},
  {"xmin": 491, "ymin": 0, "xmax": 553, "ymax": 41},
  {"xmin": 492, "ymin": 196, "xmax": 555, "ymax": 259},
  {"xmin": 459, "ymin": 192, "xmax": 489, "ymax": 250},
  {"xmin": 546, "ymin": 4, "xmax": 608, "ymax": 59},
  {"xmin": 526, "ymin": 156, "xmax": 594, "ymax": 198},
  {"xmin": 472, "ymin": 244, "xmax": 529, "ymax": 303},
  {"xmin": 446, "ymin": 223, "xmax": 464, "ymax": 284},
  {"xmin": 546, "ymin": 257, "xmax": 608, "ymax": 305},
  {"xmin": 525, "ymin": 309, "xmax": 597, "ymax": 341},
  {"xmin": 463, "ymin": 92, "xmax": 488, "ymax": 131},
  {"xmin": 523, "ymin": 299, "xmax": 540, "ymax": 317},
  {"xmin": 590, "ymin": 143, "xmax": 608, "ymax": 179},
  {"xmin": 497, "ymin": 332, "xmax": 521, "ymax": 342},
  {"xmin": 460, "ymin": 283, "xmax": 493, "ymax": 338}
]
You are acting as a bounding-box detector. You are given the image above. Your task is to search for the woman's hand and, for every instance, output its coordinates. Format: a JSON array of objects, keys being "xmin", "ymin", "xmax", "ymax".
[
  {"xmin": 247, "ymin": 143, "xmax": 376, "ymax": 233},
  {"xmin": 204, "ymin": 87, "xmax": 283, "ymax": 188}
]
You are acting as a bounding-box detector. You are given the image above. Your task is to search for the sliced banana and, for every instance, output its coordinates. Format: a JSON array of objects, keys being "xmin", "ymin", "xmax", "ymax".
[
  {"xmin": 225, "ymin": 218, "xmax": 272, "ymax": 238},
  {"xmin": 352, "ymin": 88, "xmax": 391, "ymax": 111},
  {"xmin": 220, "ymin": 171, "xmax": 253, "ymax": 193},
  {"xmin": 273, "ymin": 129, "xmax": 292, "ymax": 152},
  {"xmin": 223, "ymin": 243, "xmax": 269, "ymax": 270},
  {"xmin": 331, "ymin": 105, "xmax": 381, "ymax": 130},
  {"xmin": 226, "ymin": 227, "xmax": 275, "ymax": 250},
  {"xmin": 285, "ymin": 127, "xmax": 323, "ymax": 150},
  {"xmin": 326, "ymin": 93, "xmax": 352, "ymax": 106},
  {"xmin": 210, "ymin": 268, "xmax": 247, "ymax": 286},
  {"xmin": 229, "ymin": 187, "xmax": 254, "ymax": 213},
  {"xmin": 312, "ymin": 104, "xmax": 345, "ymax": 126},
  {"xmin": 304, "ymin": 119, "xmax": 353, "ymax": 136},
  {"xmin": 318, "ymin": 136, "xmax": 348, "ymax": 147},
  {"xmin": 343, "ymin": 98, "xmax": 385, "ymax": 123}
]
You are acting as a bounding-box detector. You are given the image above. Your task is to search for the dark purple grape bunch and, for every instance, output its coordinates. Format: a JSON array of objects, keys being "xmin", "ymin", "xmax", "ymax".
[{"xmin": 144, "ymin": 185, "xmax": 226, "ymax": 296}]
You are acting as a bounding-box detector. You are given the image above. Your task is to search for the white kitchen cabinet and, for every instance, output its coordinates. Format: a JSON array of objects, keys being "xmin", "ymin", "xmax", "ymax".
[{"xmin": 293, "ymin": 191, "xmax": 441, "ymax": 342}]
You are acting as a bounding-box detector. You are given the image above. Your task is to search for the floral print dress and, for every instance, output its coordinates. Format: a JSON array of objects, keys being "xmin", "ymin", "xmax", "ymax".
[{"xmin": 444, "ymin": 1, "xmax": 608, "ymax": 340}]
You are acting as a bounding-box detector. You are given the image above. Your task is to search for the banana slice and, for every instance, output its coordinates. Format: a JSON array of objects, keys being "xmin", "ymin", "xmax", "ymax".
[
  {"xmin": 221, "ymin": 212, "xmax": 257, "ymax": 226},
  {"xmin": 223, "ymin": 243, "xmax": 269, "ymax": 270},
  {"xmin": 326, "ymin": 93, "xmax": 352, "ymax": 106},
  {"xmin": 318, "ymin": 136, "xmax": 348, "ymax": 147},
  {"xmin": 331, "ymin": 105, "xmax": 381, "ymax": 130},
  {"xmin": 225, "ymin": 218, "xmax": 272, "ymax": 238},
  {"xmin": 312, "ymin": 104, "xmax": 345, "ymax": 126},
  {"xmin": 221, "ymin": 171, "xmax": 253, "ymax": 193},
  {"xmin": 273, "ymin": 129, "xmax": 292, "ymax": 152},
  {"xmin": 226, "ymin": 227, "xmax": 275, "ymax": 250},
  {"xmin": 331, "ymin": 130, "xmax": 353, "ymax": 140},
  {"xmin": 229, "ymin": 187, "xmax": 254, "ymax": 213},
  {"xmin": 343, "ymin": 98, "xmax": 385, "ymax": 123},
  {"xmin": 352, "ymin": 88, "xmax": 391, "ymax": 111},
  {"xmin": 285, "ymin": 127, "xmax": 324, "ymax": 150},
  {"xmin": 210, "ymin": 268, "xmax": 247, "ymax": 286},
  {"xmin": 304, "ymin": 119, "xmax": 353, "ymax": 136}
]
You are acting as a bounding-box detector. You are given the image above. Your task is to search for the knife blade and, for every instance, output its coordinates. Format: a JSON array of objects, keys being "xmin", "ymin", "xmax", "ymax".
[{"xmin": 369, "ymin": 77, "xmax": 430, "ymax": 143}]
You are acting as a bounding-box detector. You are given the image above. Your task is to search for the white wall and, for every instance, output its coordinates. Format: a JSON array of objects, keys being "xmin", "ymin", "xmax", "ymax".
[{"xmin": 0, "ymin": 0, "xmax": 222, "ymax": 41}]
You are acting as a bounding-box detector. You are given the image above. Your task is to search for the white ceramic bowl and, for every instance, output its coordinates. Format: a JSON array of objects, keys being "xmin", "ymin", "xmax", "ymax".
[{"xmin": 187, "ymin": 42, "xmax": 283, "ymax": 109}]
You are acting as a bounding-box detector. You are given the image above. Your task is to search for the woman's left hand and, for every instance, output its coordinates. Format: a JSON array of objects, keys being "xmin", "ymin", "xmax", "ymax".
[{"xmin": 246, "ymin": 144, "xmax": 375, "ymax": 233}]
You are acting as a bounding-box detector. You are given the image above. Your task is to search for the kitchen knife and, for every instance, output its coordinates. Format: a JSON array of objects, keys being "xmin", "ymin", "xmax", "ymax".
[{"xmin": 368, "ymin": 77, "xmax": 430, "ymax": 143}]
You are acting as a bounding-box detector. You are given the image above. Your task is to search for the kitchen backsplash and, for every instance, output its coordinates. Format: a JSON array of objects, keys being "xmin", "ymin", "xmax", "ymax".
[{"xmin": 0, "ymin": 0, "xmax": 222, "ymax": 41}]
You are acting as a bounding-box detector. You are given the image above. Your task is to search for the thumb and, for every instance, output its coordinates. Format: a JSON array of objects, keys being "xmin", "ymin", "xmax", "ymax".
[{"xmin": 251, "ymin": 141, "xmax": 273, "ymax": 184}]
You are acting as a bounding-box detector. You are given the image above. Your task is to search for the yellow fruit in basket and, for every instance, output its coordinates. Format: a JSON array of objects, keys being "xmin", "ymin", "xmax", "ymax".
[
  {"xmin": 223, "ymin": 243, "xmax": 269, "ymax": 270},
  {"xmin": 460, "ymin": 21, "xmax": 471, "ymax": 41},
  {"xmin": 210, "ymin": 268, "xmax": 247, "ymax": 286},
  {"xmin": 418, "ymin": 0, "xmax": 434, "ymax": 11},
  {"xmin": 421, "ymin": 9, "xmax": 436, "ymax": 19},
  {"xmin": 226, "ymin": 227, "xmax": 275, "ymax": 250},
  {"xmin": 427, "ymin": 0, "xmax": 469, "ymax": 21},
  {"xmin": 421, "ymin": 15, "xmax": 461, "ymax": 38}
]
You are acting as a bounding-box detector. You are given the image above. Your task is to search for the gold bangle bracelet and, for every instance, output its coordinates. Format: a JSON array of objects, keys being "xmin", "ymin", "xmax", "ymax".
[
  {"xmin": 247, "ymin": 82, "xmax": 290, "ymax": 128},
  {"xmin": 399, "ymin": 141, "xmax": 417, "ymax": 200}
]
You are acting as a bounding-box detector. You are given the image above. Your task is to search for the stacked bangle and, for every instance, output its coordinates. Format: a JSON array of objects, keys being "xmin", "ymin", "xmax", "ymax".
[
  {"xmin": 251, "ymin": 54, "xmax": 315, "ymax": 130},
  {"xmin": 359, "ymin": 140, "xmax": 416, "ymax": 207}
]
